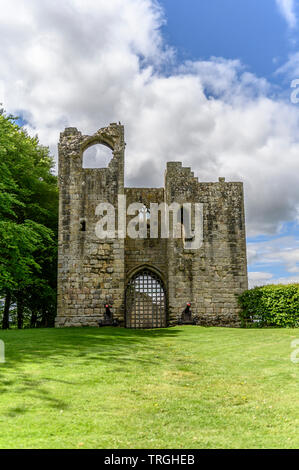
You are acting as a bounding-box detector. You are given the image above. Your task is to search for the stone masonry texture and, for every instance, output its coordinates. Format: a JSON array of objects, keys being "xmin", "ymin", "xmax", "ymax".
[{"xmin": 56, "ymin": 123, "xmax": 248, "ymax": 328}]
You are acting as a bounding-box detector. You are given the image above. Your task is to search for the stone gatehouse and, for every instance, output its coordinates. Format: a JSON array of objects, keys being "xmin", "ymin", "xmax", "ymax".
[{"xmin": 56, "ymin": 123, "xmax": 248, "ymax": 328}]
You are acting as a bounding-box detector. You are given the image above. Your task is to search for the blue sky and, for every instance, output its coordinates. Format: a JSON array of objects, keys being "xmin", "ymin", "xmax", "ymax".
[
  {"xmin": 1, "ymin": 0, "xmax": 299, "ymax": 287},
  {"xmin": 161, "ymin": 0, "xmax": 290, "ymax": 81},
  {"xmin": 159, "ymin": 0, "xmax": 299, "ymax": 285}
]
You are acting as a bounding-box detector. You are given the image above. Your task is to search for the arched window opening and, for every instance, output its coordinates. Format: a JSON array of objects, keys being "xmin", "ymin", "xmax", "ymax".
[
  {"xmin": 179, "ymin": 207, "xmax": 195, "ymax": 245},
  {"xmin": 82, "ymin": 144, "xmax": 113, "ymax": 169},
  {"xmin": 138, "ymin": 205, "xmax": 150, "ymax": 223},
  {"xmin": 138, "ymin": 205, "xmax": 151, "ymax": 235}
]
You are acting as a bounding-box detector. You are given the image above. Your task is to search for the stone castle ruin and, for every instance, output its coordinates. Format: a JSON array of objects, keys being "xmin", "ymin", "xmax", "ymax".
[{"xmin": 56, "ymin": 123, "xmax": 248, "ymax": 328}]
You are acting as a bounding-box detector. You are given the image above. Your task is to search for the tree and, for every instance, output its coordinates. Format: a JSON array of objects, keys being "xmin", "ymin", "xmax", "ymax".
[{"xmin": 0, "ymin": 110, "xmax": 58, "ymax": 329}]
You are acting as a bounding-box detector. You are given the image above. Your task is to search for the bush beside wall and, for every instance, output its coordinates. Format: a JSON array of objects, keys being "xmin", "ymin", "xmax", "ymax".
[{"xmin": 238, "ymin": 284, "xmax": 299, "ymax": 327}]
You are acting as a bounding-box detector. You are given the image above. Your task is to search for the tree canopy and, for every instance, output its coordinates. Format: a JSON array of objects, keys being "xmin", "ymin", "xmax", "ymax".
[{"xmin": 0, "ymin": 109, "xmax": 58, "ymax": 328}]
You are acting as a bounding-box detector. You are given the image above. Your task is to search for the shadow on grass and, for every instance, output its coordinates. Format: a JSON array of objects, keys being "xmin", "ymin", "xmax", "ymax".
[
  {"xmin": 1, "ymin": 326, "xmax": 182, "ymax": 367},
  {"xmin": 0, "ymin": 327, "xmax": 183, "ymax": 413}
]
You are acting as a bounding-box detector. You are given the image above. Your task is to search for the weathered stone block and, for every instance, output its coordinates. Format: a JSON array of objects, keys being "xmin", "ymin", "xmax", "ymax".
[{"xmin": 56, "ymin": 123, "xmax": 248, "ymax": 329}]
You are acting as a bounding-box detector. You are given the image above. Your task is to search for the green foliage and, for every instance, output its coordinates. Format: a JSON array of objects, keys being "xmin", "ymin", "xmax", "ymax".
[
  {"xmin": 238, "ymin": 284, "xmax": 299, "ymax": 327},
  {"xmin": 0, "ymin": 109, "xmax": 58, "ymax": 328},
  {"xmin": 0, "ymin": 220, "xmax": 51, "ymax": 290}
]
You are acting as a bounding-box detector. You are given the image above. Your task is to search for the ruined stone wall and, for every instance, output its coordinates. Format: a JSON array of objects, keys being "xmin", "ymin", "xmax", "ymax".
[
  {"xmin": 124, "ymin": 188, "xmax": 167, "ymax": 283},
  {"xmin": 165, "ymin": 162, "xmax": 248, "ymax": 326},
  {"xmin": 56, "ymin": 123, "xmax": 248, "ymax": 328},
  {"xmin": 56, "ymin": 124, "xmax": 126, "ymax": 327}
]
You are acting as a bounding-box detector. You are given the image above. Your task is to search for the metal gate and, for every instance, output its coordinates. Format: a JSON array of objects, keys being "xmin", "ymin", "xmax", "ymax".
[{"xmin": 125, "ymin": 269, "xmax": 166, "ymax": 329}]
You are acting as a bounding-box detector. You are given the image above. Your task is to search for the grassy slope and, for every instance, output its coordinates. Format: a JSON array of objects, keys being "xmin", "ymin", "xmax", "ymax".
[{"xmin": 0, "ymin": 326, "xmax": 298, "ymax": 449}]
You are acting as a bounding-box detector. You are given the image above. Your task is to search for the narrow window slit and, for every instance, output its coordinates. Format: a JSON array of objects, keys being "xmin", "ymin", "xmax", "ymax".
[{"xmin": 80, "ymin": 219, "xmax": 86, "ymax": 232}]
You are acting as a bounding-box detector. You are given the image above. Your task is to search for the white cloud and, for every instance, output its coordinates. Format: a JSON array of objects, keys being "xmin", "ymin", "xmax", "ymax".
[
  {"xmin": 1, "ymin": 0, "xmax": 299, "ymax": 239},
  {"xmin": 248, "ymin": 272, "xmax": 273, "ymax": 288},
  {"xmin": 268, "ymin": 275, "xmax": 299, "ymax": 283},
  {"xmin": 276, "ymin": 51, "xmax": 299, "ymax": 78},
  {"xmin": 248, "ymin": 234, "xmax": 299, "ymax": 274},
  {"xmin": 248, "ymin": 234, "xmax": 299, "ymax": 287},
  {"xmin": 248, "ymin": 271, "xmax": 299, "ymax": 287},
  {"xmin": 266, "ymin": 247, "xmax": 299, "ymax": 272},
  {"xmin": 276, "ymin": 0, "xmax": 297, "ymax": 28}
]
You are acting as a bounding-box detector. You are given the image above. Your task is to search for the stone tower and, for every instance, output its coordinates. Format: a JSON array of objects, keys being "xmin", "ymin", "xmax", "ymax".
[{"xmin": 56, "ymin": 123, "xmax": 248, "ymax": 328}]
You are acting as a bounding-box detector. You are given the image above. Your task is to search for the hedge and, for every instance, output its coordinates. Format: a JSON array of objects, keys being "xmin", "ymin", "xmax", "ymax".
[{"xmin": 238, "ymin": 284, "xmax": 299, "ymax": 327}]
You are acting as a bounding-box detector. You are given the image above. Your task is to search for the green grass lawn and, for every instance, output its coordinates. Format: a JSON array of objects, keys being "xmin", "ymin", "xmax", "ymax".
[{"xmin": 0, "ymin": 326, "xmax": 298, "ymax": 449}]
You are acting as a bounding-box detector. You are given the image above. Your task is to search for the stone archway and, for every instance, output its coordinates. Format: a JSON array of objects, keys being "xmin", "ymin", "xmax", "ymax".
[{"xmin": 125, "ymin": 268, "xmax": 166, "ymax": 329}]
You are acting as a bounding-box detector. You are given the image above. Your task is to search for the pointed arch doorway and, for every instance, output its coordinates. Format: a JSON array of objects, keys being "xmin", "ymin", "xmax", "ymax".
[{"xmin": 125, "ymin": 268, "xmax": 167, "ymax": 329}]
